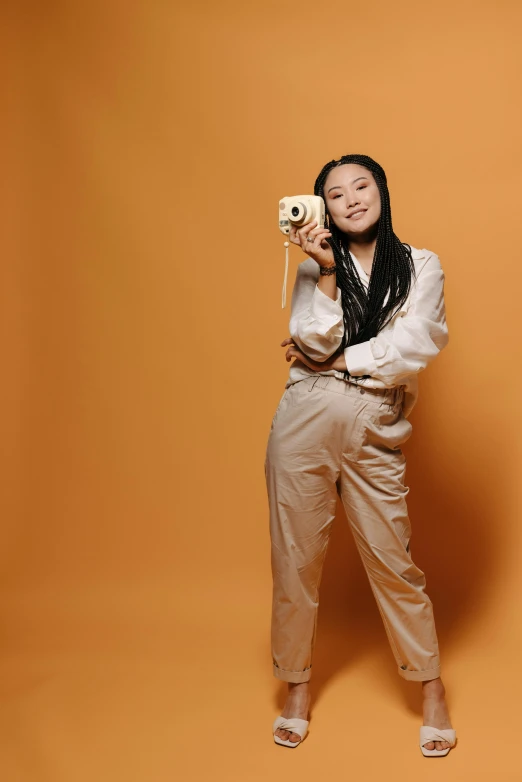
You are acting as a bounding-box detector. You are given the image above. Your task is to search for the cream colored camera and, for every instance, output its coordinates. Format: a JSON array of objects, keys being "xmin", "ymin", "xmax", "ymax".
[{"xmin": 278, "ymin": 195, "xmax": 325, "ymax": 235}]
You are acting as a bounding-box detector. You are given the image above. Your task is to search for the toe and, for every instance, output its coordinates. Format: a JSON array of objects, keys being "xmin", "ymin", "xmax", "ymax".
[
  {"xmin": 423, "ymin": 741, "xmax": 435, "ymax": 750},
  {"xmin": 288, "ymin": 732, "xmax": 302, "ymax": 743},
  {"xmin": 276, "ymin": 728, "xmax": 289, "ymax": 740}
]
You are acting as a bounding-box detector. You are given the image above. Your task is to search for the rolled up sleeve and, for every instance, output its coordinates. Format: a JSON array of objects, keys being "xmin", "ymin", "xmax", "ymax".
[
  {"xmin": 289, "ymin": 258, "xmax": 344, "ymax": 361},
  {"xmin": 344, "ymin": 252, "xmax": 449, "ymax": 384}
]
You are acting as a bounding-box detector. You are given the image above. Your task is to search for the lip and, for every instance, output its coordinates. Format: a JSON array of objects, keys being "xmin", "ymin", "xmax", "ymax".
[{"xmin": 347, "ymin": 209, "xmax": 367, "ymax": 219}]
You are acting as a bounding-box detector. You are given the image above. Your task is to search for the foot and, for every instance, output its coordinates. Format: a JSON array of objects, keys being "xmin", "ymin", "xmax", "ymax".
[
  {"xmin": 275, "ymin": 682, "xmax": 311, "ymax": 744},
  {"xmin": 422, "ymin": 677, "xmax": 453, "ymax": 752}
]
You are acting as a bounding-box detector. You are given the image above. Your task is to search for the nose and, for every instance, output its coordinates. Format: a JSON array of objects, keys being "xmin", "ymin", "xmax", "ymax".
[{"xmin": 347, "ymin": 192, "xmax": 360, "ymax": 208}]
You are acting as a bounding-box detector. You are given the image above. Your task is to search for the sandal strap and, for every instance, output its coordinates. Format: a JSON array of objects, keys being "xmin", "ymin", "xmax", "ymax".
[
  {"xmin": 273, "ymin": 716, "xmax": 309, "ymax": 737},
  {"xmin": 420, "ymin": 725, "xmax": 456, "ymax": 746}
]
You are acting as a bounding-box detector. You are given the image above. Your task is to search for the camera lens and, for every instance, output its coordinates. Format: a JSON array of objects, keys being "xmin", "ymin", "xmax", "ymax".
[{"xmin": 288, "ymin": 201, "xmax": 308, "ymax": 225}]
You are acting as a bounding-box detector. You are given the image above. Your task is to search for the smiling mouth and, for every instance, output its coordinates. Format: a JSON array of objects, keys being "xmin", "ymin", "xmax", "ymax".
[{"xmin": 347, "ymin": 209, "xmax": 367, "ymax": 219}]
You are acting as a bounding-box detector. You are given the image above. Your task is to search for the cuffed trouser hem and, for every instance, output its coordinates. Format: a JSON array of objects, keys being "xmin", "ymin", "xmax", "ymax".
[
  {"xmin": 273, "ymin": 664, "xmax": 312, "ymax": 683},
  {"xmin": 398, "ymin": 664, "xmax": 441, "ymax": 682}
]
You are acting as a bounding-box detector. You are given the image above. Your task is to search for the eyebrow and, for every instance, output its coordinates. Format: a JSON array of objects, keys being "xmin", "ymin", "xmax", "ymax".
[{"xmin": 327, "ymin": 176, "xmax": 368, "ymax": 194}]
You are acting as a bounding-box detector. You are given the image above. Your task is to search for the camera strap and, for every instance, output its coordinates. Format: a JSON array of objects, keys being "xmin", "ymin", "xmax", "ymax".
[{"xmin": 282, "ymin": 240, "xmax": 290, "ymax": 308}]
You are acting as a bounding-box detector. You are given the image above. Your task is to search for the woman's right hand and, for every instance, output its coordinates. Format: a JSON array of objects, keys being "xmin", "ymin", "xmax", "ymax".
[{"xmin": 288, "ymin": 220, "xmax": 335, "ymax": 268}]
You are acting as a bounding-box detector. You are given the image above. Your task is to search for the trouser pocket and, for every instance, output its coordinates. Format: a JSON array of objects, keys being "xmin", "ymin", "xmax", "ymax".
[{"xmin": 361, "ymin": 397, "xmax": 413, "ymax": 452}]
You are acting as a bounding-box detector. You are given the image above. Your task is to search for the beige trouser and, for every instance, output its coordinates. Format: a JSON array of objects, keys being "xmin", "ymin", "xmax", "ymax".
[{"xmin": 264, "ymin": 374, "xmax": 441, "ymax": 684}]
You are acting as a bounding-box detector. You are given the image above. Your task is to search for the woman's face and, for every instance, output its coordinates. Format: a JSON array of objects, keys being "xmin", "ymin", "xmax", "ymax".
[{"xmin": 323, "ymin": 163, "xmax": 381, "ymax": 237}]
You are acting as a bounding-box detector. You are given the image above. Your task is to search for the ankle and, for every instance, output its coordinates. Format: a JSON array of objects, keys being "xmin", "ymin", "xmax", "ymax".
[
  {"xmin": 422, "ymin": 678, "xmax": 446, "ymax": 697},
  {"xmin": 288, "ymin": 682, "xmax": 310, "ymax": 697},
  {"xmin": 288, "ymin": 682, "xmax": 309, "ymax": 693}
]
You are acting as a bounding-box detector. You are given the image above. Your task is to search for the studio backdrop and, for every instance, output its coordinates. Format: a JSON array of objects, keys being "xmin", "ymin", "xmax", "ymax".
[{"xmin": 1, "ymin": 1, "xmax": 521, "ymax": 781}]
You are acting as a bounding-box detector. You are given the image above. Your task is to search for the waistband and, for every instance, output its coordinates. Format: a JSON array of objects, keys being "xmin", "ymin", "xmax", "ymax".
[{"xmin": 295, "ymin": 374, "xmax": 405, "ymax": 407}]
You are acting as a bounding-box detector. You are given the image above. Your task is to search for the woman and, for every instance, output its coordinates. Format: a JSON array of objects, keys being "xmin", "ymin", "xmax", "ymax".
[{"xmin": 264, "ymin": 154, "xmax": 457, "ymax": 757}]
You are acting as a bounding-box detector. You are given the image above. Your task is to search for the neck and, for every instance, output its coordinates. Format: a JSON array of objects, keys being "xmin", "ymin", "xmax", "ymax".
[
  {"xmin": 342, "ymin": 225, "xmax": 378, "ymax": 266},
  {"xmin": 348, "ymin": 237, "xmax": 377, "ymax": 265}
]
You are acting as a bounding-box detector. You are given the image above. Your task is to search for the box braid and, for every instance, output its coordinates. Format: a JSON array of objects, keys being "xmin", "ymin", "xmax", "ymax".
[{"xmin": 314, "ymin": 154, "xmax": 417, "ymax": 378}]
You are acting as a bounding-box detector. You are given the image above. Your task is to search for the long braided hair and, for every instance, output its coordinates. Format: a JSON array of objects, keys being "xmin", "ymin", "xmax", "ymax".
[{"xmin": 314, "ymin": 154, "xmax": 416, "ymax": 375}]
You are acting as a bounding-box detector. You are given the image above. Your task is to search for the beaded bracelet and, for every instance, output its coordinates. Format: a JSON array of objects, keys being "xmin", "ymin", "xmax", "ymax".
[{"xmin": 319, "ymin": 265, "xmax": 337, "ymax": 276}]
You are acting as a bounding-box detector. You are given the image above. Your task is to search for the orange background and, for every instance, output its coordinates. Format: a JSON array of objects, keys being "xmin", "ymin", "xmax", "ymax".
[{"xmin": 1, "ymin": 1, "xmax": 522, "ymax": 780}]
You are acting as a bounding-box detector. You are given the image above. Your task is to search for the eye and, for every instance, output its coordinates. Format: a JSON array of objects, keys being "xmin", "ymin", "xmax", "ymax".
[
  {"xmin": 356, "ymin": 185, "xmax": 367, "ymax": 190},
  {"xmin": 333, "ymin": 194, "xmax": 342, "ymax": 199}
]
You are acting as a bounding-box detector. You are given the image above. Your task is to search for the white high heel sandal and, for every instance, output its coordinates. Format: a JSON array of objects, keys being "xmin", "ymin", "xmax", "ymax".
[
  {"xmin": 272, "ymin": 716, "xmax": 309, "ymax": 748},
  {"xmin": 419, "ymin": 725, "xmax": 457, "ymax": 756}
]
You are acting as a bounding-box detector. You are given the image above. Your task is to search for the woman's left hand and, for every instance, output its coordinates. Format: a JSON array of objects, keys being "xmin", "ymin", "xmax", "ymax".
[{"xmin": 281, "ymin": 338, "xmax": 347, "ymax": 372}]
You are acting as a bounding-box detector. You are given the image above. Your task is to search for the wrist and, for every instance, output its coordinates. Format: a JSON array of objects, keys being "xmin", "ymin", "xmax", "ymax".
[
  {"xmin": 319, "ymin": 263, "xmax": 337, "ymax": 276},
  {"xmin": 332, "ymin": 353, "xmax": 347, "ymax": 371}
]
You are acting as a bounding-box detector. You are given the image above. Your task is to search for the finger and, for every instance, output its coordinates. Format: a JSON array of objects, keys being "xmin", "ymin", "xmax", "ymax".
[
  {"xmin": 297, "ymin": 220, "xmax": 318, "ymax": 245},
  {"xmin": 287, "ymin": 348, "xmax": 317, "ymax": 370},
  {"xmin": 309, "ymin": 228, "xmax": 332, "ymax": 241},
  {"xmin": 281, "ymin": 338, "xmax": 294, "ymax": 346},
  {"xmin": 303, "ymin": 228, "xmax": 331, "ymax": 249},
  {"xmin": 305, "ymin": 234, "xmax": 332, "ymax": 249},
  {"xmin": 288, "ymin": 225, "xmax": 301, "ymax": 245},
  {"xmin": 303, "ymin": 220, "xmax": 318, "ymax": 234}
]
